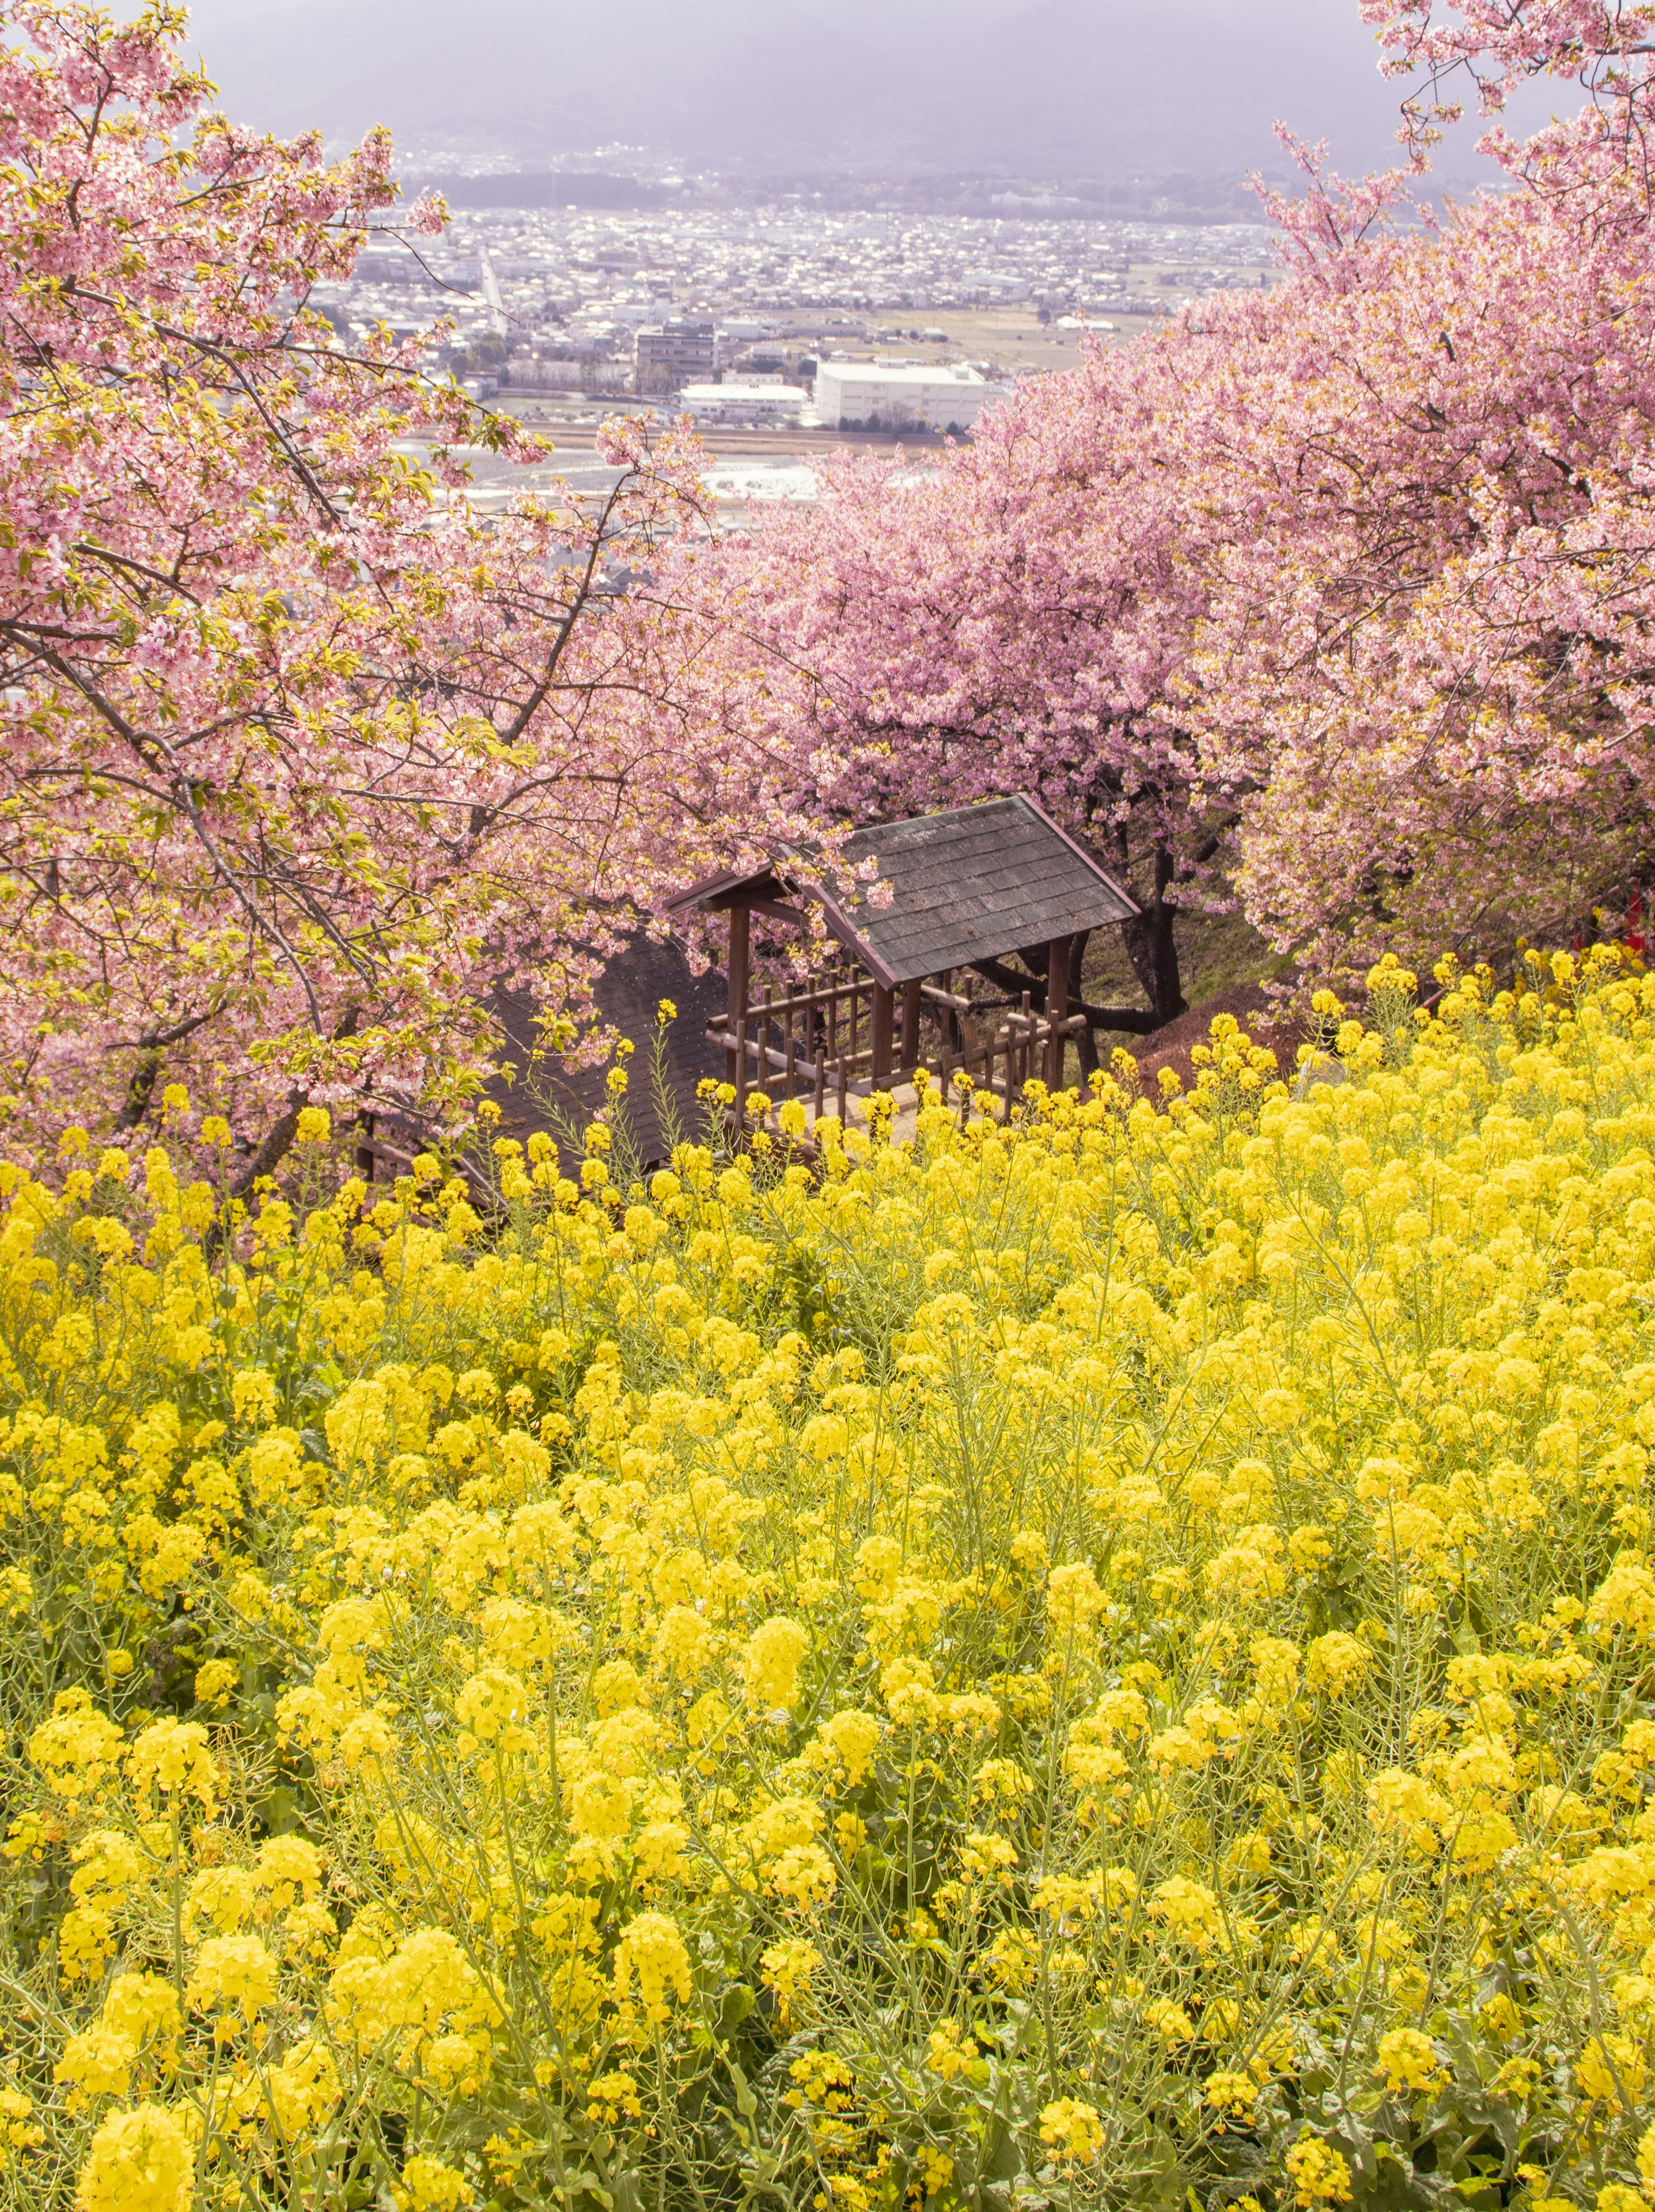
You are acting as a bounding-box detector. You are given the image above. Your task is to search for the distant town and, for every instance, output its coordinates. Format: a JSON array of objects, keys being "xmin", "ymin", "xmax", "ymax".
[{"xmin": 315, "ymin": 193, "xmax": 1280, "ymax": 472}]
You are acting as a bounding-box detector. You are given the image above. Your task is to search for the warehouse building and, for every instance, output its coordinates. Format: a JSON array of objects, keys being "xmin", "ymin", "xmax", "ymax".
[
  {"xmin": 812, "ymin": 360, "xmax": 987, "ymax": 432},
  {"xmin": 676, "ymin": 381, "xmax": 810, "ymax": 427}
]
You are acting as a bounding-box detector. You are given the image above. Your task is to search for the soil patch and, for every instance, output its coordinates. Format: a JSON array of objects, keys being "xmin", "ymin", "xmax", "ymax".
[{"xmin": 1131, "ymin": 980, "xmax": 1306, "ymax": 1097}]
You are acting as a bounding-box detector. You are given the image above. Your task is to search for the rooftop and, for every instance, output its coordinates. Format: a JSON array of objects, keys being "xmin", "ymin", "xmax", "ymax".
[
  {"xmin": 678, "ymin": 381, "xmax": 809, "ymax": 404},
  {"xmin": 816, "ymin": 361, "xmax": 986, "ymax": 388},
  {"xmin": 670, "ymin": 795, "xmax": 1137, "ymax": 987},
  {"xmin": 828, "ymin": 797, "xmax": 1135, "ymax": 982}
]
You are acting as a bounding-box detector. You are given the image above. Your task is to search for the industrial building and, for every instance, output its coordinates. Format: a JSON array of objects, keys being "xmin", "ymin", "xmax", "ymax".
[
  {"xmin": 676, "ymin": 381, "xmax": 809, "ymax": 427},
  {"xmin": 812, "ymin": 360, "xmax": 987, "ymax": 432}
]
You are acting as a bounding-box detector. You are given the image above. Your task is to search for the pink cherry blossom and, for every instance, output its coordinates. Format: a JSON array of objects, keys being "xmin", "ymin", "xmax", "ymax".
[
  {"xmin": 0, "ymin": 2, "xmax": 812, "ymax": 1176},
  {"xmin": 1362, "ymin": 0, "xmax": 1655, "ymax": 166},
  {"xmin": 665, "ymin": 8, "xmax": 1655, "ymax": 1012}
]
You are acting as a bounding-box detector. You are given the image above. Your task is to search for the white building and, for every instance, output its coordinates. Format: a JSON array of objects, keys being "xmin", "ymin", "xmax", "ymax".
[
  {"xmin": 813, "ymin": 361, "xmax": 987, "ymax": 432},
  {"xmin": 676, "ymin": 381, "xmax": 809, "ymax": 427}
]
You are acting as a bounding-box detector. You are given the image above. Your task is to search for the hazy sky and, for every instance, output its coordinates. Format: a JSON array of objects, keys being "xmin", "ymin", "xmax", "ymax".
[{"xmin": 181, "ymin": 0, "xmax": 1555, "ymax": 180}]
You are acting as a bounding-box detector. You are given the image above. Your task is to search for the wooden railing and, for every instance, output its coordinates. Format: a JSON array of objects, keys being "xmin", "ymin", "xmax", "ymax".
[{"xmin": 706, "ymin": 961, "xmax": 1086, "ymax": 1129}]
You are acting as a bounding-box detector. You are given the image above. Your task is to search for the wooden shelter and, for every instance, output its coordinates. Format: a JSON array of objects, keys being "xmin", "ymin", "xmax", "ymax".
[{"xmin": 666, "ymin": 795, "xmax": 1139, "ymax": 1125}]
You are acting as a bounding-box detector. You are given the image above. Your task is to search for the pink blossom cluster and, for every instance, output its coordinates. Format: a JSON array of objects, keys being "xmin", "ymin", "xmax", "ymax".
[
  {"xmin": 1360, "ymin": 0, "xmax": 1655, "ymax": 164},
  {"xmin": 0, "ymin": 2, "xmax": 820, "ymax": 1173},
  {"xmin": 656, "ymin": 0, "xmax": 1655, "ymax": 1006}
]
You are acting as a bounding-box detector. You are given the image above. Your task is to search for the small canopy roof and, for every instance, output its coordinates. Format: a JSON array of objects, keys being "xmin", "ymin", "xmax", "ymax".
[{"xmin": 667, "ymin": 795, "xmax": 1138, "ymax": 989}]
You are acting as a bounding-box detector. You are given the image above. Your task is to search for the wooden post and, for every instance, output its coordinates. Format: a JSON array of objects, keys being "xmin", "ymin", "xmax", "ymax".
[
  {"xmin": 1045, "ymin": 934, "xmax": 1071, "ymax": 1090},
  {"xmin": 832, "ymin": 982, "xmax": 845, "ymax": 1123},
  {"xmin": 728, "ymin": 902, "xmax": 750, "ymax": 1125},
  {"xmin": 871, "ymin": 983, "xmax": 895, "ymax": 1085},
  {"xmin": 900, "ymin": 978, "xmax": 922, "ymax": 1077}
]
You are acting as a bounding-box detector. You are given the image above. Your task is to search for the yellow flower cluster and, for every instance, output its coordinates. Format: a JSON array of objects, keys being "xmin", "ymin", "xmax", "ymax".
[{"xmin": 9, "ymin": 949, "xmax": 1655, "ymax": 2208}]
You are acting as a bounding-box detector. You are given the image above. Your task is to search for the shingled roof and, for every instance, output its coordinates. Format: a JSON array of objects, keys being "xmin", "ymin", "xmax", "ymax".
[{"xmin": 669, "ymin": 795, "xmax": 1137, "ymax": 986}]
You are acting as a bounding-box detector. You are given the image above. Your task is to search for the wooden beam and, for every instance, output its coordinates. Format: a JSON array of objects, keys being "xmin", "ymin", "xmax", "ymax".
[
  {"xmin": 900, "ymin": 978, "xmax": 922, "ymax": 1072},
  {"xmin": 1045, "ymin": 935, "xmax": 1071, "ymax": 1089},
  {"xmin": 728, "ymin": 903, "xmax": 750, "ymax": 1116},
  {"xmin": 871, "ymin": 983, "xmax": 895, "ymax": 1085},
  {"xmin": 709, "ymin": 892, "xmax": 806, "ymax": 926},
  {"xmin": 705, "ymin": 873, "xmax": 786, "ymax": 911}
]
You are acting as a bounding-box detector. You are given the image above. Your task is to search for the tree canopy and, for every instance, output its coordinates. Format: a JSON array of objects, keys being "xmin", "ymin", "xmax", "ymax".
[
  {"xmin": 663, "ymin": 0, "xmax": 1655, "ymax": 1011},
  {"xmin": 0, "ymin": 1, "xmax": 815, "ymax": 1177}
]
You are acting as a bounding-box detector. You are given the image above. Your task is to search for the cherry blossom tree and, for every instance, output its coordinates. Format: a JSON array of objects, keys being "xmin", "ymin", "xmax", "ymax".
[
  {"xmin": 679, "ymin": 0, "xmax": 1655, "ymax": 1014},
  {"xmin": 0, "ymin": 2, "xmax": 809, "ymax": 1178},
  {"xmin": 1177, "ymin": 113, "xmax": 1655, "ymax": 987}
]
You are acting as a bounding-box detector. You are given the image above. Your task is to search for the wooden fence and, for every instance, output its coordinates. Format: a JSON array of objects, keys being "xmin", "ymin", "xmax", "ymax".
[{"xmin": 705, "ymin": 961, "xmax": 1086, "ymax": 1128}]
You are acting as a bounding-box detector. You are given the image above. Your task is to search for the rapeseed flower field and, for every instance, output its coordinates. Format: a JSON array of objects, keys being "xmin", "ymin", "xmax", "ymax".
[{"xmin": 6, "ymin": 952, "xmax": 1655, "ymax": 2212}]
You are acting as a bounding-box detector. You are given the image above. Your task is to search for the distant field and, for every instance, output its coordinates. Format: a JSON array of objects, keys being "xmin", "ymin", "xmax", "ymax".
[{"xmin": 896, "ymin": 305, "xmax": 1162, "ymax": 371}]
